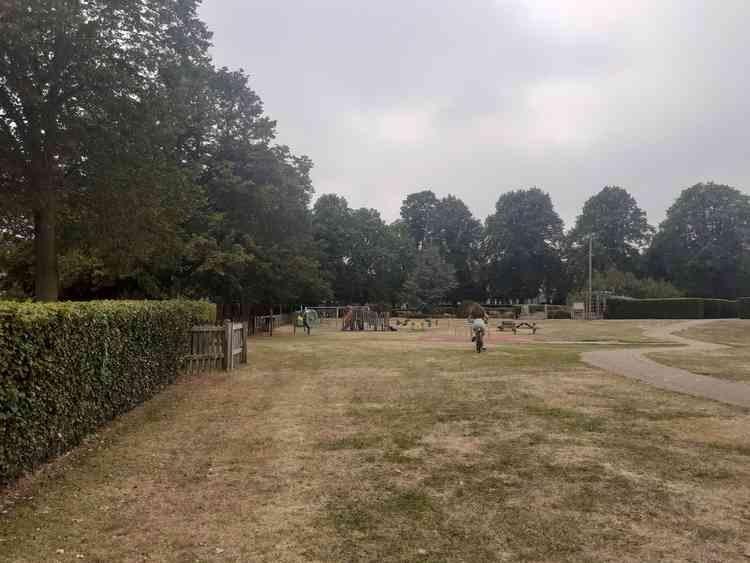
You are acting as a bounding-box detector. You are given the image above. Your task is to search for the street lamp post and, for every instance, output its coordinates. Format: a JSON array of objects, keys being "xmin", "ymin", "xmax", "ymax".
[{"xmin": 588, "ymin": 234, "xmax": 593, "ymax": 320}]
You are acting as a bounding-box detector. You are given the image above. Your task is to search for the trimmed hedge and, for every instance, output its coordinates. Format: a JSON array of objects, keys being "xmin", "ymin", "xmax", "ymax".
[
  {"xmin": 0, "ymin": 300, "xmax": 214, "ymax": 484},
  {"xmin": 704, "ymin": 299, "xmax": 739, "ymax": 319},
  {"xmin": 740, "ymin": 298, "xmax": 750, "ymax": 319},
  {"xmin": 605, "ymin": 298, "xmax": 738, "ymax": 319},
  {"xmin": 547, "ymin": 309, "xmax": 572, "ymax": 319}
]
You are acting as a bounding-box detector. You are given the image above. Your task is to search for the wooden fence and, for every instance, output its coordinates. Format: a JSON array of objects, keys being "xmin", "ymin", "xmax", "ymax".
[
  {"xmin": 215, "ymin": 303, "xmax": 293, "ymax": 336},
  {"xmin": 342, "ymin": 308, "xmax": 391, "ymax": 331},
  {"xmin": 251, "ymin": 313, "xmax": 292, "ymax": 336},
  {"xmin": 184, "ymin": 320, "xmax": 248, "ymax": 374}
]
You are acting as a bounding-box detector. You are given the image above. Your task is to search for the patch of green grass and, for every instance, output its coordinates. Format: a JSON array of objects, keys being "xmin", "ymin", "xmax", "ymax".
[
  {"xmin": 611, "ymin": 404, "xmax": 718, "ymax": 421},
  {"xmin": 648, "ymin": 349, "xmax": 750, "ymax": 383},
  {"xmin": 391, "ymin": 432, "xmax": 419, "ymax": 450},
  {"xmin": 705, "ymin": 441, "xmax": 750, "ymax": 457},
  {"xmin": 677, "ymin": 320, "xmax": 750, "ymax": 347},
  {"xmin": 320, "ymin": 433, "xmax": 382, "ymax": 450},
  {"xmin": 525, "ymin": 404, "xmax": 607, "ymax": 433},
  {"xmin": 382, "ymin": 488, "xmax": 435, "ymax": 516},
  {"xmin": 328, "ymin": 497, "xmax": 375, "ymax": 533},
  {"xmin": 608, "ymin": 439, "xmax": 737, "ymax": 482}
]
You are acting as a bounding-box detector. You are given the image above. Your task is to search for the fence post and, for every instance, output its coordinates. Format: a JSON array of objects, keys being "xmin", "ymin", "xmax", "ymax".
[
  {"xmin": 223, "ymin": 319, "xmax": 232, "ymax": 371},
  {"xmin": 242, "ymin": 322, "xmax": 248, "ymax": 364}
]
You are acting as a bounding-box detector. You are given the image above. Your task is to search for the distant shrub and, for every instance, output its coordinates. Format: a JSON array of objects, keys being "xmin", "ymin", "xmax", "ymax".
[
  {"xmin": 703, "ymin": 299, "xmax": 739, "ymax": 319},
  {"xmin": 605, "ymin": 298, "xmax": 737, "ymax": 319},
  {"xmin": 739, "ymin": 298, "xmax": 750, "ymax": 319},
  {"xmin": 547, "ymin": 309, "xmax": 572, "ymax": 319}
]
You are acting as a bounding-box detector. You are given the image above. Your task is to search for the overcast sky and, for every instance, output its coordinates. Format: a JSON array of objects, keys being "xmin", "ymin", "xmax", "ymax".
[{"xmin": 198, "ymin": 0, "xmax": 750, "ymax": 229}]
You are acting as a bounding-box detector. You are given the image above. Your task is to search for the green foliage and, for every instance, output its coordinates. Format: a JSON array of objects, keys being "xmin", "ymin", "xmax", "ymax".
[
  {"xmin": 399, "ymin": 246, "xmax": 457, "ymax": 309},
  {"xmin": 648, "ymin": 183, "xmax": 750, "ymax": 298},
  {"xmin": 547, "ymin": 309, "xmax": 572, "ymax": 319},
  {"xmin": 605, "ymin": 298, "xmax": 737, "ymax": 319},
  {"xmin": 484, "ymin": 188, "xmax": 566, "ymax": 302},
  {"xmin": 0, "ymin": 1, "xmax": 327, "ymax": 306},
  {"xmin": 738, "ymin": 298, "xmax": 750, "ymax": 319},
  {"xmin": 431, "ymin": 195, "xmax": 484, "ymax": 302},
  {"xmin": 399, "ymin": 191, "xmax": 483, "ymax": 302},
  {"xmin": 570, "ymin": 269, "xmax": 684, "ymax": 302},
  {"xmin": 0, "ymin": 300, "xmax": 213, "ymax": 484},
  {"xmin": 0, "ymin": 0, "xmax": 212, "ymax": 300},
  {"xmin": 313, "ymin": 196, "xmax": 414, "ymax": 305},
  {"xmin": 703, "ymin": 299, "xmax": 740, "ymax": 319},
  {"xmin": 400, "ymin": 190, "xmax": 439, "ymax": 250},
  {"xmin": 566, "ymin": 187, "xmax": 653, "ymax": 284}
]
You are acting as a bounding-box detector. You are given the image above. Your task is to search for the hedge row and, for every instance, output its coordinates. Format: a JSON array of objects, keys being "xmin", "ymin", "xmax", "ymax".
[
  {"xmin": 548, "ymin": 309, "xmax": 573, "ymax": 319},
  {"xmin": 605, "ymin": 298, "xmax": 738, "ymax": 319},
  {"xmin": 0, "ymin": 300, "xmax": 214, "ymax": 484},
  {"xmin": 740, "ymin": 298, "xmax": 750, "ymax": 319}
]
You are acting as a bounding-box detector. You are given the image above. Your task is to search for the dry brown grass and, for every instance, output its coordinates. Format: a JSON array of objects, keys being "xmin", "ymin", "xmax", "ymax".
[
  {"xmin": 2, "ymin": 322, "xmax": 750, "ymax": 562},
  {"xmin": 649, "ymin": 320, "xmax": 750, "ymax": 383}
]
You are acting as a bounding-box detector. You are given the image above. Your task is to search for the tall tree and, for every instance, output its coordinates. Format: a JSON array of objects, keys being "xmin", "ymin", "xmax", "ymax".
[
  {"xmin": 345, "ymin": 208, "xmax": 393, "ymax": 304},
  {"xmin": 566, "ymin": 186, "xmax": 653, "ymax": 285},
  {"xmin": 381, "ymin": 220, "xmax": 417, "ymax": 305},
  {"xmin": 313, "ymin": 194, "xmax": 354, "ymax": 300},
  {"xmin": 648, "ymin": 182, "xmax": 750, "ymax": 298},
  {"xmin": 484, "ymin": 188, "xmax": 565, "ymax": 302},
  {"xmin": 400, "ymin": 245, "xmax": 457, "ymax": 309},
  {"xmin": 313, "ymin": 196, "xmax": 404, "ymax": 305},
  {"xmin": 0, "ymin": 0, "xmax": 211, "ymax": 300},
  {"xmin": 432, "ymin": 195, "xmax": 483, "ymax": 301},
  {"xmin": 400, "ymin": 190, "xmax": 438, "ymax": 250}
]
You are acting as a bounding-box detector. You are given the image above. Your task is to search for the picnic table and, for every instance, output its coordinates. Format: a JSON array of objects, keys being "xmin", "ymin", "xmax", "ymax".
[{"xmin": 497, "ymin": 321, "xmax": 538, "ymax": 334}]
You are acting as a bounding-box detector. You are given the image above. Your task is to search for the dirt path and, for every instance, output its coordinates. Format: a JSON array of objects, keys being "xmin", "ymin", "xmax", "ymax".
[{"xmin": 582, "ymin": 319, "xmax": 750, "ymax": 408}]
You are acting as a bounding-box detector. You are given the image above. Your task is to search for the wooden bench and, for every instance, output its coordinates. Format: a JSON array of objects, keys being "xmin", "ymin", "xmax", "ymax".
[{"xmin": 498, "ymin": 320, "xmax": 516, "ymax": 332}]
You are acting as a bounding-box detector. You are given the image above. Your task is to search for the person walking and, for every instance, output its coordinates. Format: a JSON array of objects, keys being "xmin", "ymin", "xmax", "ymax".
[{"xmin": 303, "ymin": 308, "xmax": 312, "ymax": 336}]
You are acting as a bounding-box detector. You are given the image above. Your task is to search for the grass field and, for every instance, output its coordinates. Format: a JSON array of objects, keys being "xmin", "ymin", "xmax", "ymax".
[
  {"xmin": 2, "ymin": 320, "xmax": 750, "ymax": 562},
  {"xmin": 649, "ymin": 320, "xmax": 750, "ymax": 383}
]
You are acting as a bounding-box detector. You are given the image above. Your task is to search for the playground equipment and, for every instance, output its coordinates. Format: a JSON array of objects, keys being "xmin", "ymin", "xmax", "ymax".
[
  {"xmin": 394, "ymin": 318, "xmax": 438, "ymax": 331},
  {"xmin": 341, "ymin": 307, "xmax": 391, "ymax": 331},
  {"xmin": 294, "ymin": 309, "xmax": 320, "ymax": 328},
  {"xmin": 305, "ymin": 306, "xmax": 343, "ymax": 328}
]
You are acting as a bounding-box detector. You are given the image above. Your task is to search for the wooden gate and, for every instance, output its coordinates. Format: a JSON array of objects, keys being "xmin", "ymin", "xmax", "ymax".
[{"xmin": 184, "ymin": 320, "xmax": 248, "ymax": 374}]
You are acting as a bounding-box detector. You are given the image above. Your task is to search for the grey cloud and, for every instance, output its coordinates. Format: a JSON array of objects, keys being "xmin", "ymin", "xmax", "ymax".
[{"xmin": 199, "ymin": 0, "xmax": 750, "ymax": 229}]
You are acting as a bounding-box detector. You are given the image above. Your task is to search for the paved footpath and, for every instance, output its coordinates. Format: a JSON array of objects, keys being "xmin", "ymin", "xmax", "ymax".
[{"xmin": 582, "ymin": 319, "xmax": 750, "ymax": 409}]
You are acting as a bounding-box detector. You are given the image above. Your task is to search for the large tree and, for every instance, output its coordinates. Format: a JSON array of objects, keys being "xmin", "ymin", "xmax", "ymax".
[
  {"xmin": 400, "ymin": 190, "xmax": 438, "ymax": 250},
  {"xmin": 400, "ymin": 245, "xmax": 457, "ymax": 309},
  {"xmin": 432, "ymin": 195, "xmax": 483, "ymax": 301},
  {"xmin": 313, "ymin": 194, "xmax": 354, "ymax": 300},
  {"xmin": 648, "ymin": 182, "xmax": 750, "ymax": 298},
  {"xmin": 313, "ymin": 196, "xmax": 409, "ymax": 305},
  {"xmin": 484, "ymin": 188, "xmax": 565, "ymax": 302},
  {"xmin": 0, "ymin": 0, "xmax": 211, "ymax": 300},
  {"xmin": 566, "ymin": 186, "xmax": 653, "ymax": 285},
  {"xmin": 399, "ymin": 190, "xmax": 483, "ymax": 301},
  {"xmin": 1, "ymin": 5, "xmax": 328, "ymax": 306}
]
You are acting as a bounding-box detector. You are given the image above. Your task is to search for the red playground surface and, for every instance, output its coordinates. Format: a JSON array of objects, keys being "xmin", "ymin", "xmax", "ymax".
[{"xmin": 419, "ymin": 332, "xmax": 532, "ymax": 344}]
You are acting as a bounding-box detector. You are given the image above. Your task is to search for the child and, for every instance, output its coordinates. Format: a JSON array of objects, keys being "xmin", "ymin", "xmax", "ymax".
[
  {"xmin": 468, "ymin": 303, "xmax": 488, "ymax": 349},
  {"xmin": 303, "ymin": 309, "xmax": 312, "ymax": 336}
]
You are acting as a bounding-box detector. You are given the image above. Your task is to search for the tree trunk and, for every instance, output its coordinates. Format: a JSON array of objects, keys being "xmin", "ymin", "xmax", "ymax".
[{"xmin": 34, "ymin": 203, "xmax": 59, "ymax": 301}]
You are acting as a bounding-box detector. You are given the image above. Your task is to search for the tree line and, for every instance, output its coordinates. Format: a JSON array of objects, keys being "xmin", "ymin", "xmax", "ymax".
[
  {"xmin": 2, "ymin": 1, "xmax": 750, "ymax": 307},
  {"xmin": 312, "ymin": 183, "xmax": 750, "ymax": 308}
]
